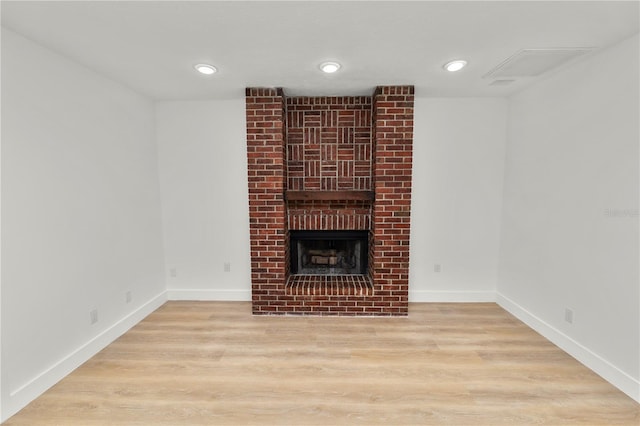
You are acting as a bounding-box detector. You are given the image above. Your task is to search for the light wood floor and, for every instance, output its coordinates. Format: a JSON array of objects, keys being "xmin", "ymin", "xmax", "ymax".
[{"xmin": 5, "ymin": 302, "xmax": 639, "ymax": 425}]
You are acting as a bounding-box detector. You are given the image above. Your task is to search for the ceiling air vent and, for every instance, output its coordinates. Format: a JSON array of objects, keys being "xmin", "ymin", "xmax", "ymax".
[
  {"xmin": 483, "ymin": 48, "xmax": 594, "ymax": 79},
  {"xmin": 488, "ymin": 79, "xmax": 516, "ymax": 86}
]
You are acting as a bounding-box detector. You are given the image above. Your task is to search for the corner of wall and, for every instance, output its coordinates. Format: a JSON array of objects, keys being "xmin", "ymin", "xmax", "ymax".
[
  {"xmin": 497, "ymin": 292, "xmax": 640, "ymax": 403},
  {"xmin": 1, "ymin": 291, "xmax": 167, "ymax": 422}
]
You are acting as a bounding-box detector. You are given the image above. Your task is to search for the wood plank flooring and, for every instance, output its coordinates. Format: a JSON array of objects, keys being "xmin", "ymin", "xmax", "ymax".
[{"xmin": 5, "ymin": 302, "xmax": 639, "ymax": 425}]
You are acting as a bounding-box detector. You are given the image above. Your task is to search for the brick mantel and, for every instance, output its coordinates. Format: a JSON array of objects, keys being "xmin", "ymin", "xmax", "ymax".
[{"xmin": 246, "ymin": 87, "xmax": 414, "ymax": 315}]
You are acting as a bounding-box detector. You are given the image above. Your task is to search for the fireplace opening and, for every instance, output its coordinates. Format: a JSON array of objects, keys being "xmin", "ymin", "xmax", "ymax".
[{"xmin": 290, "ymin": 230, "xmax": 368, "ymax": 275}]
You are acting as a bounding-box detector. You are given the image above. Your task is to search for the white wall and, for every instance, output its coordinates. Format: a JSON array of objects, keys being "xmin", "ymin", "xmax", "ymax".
[
  {"xmin": 156, "ymin": 100, "xmax": 251, "ymax": 301},
  {"xmin": 0, "ymin": 28, "xmax": 4, "ymax": 423},
  {"xmin": 498, "ymin": 34, "xmax": 639, "ymax": 401},
  {"xmin": 410, "ymin": 97, "xmax": 507, "ymax": 302},
  {"xmin": 1, "ymin": 28, "xmax": 167, "ymax": 420}
]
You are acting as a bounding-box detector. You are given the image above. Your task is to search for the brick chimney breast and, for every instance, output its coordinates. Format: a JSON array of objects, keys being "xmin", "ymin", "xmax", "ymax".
[{"xmin": 246, "ymin": 86, "xmax": 413, "ymax": 315}]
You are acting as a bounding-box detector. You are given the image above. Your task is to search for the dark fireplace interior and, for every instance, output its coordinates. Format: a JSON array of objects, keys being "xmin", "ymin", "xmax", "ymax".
[{"xmin": 290, "ymin": 230, "xmax": 368, "ymax": 275}]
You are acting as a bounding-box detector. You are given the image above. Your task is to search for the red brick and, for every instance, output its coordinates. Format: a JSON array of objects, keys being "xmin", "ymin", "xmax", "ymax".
[{"xmin": 246, "ymin": 87, "xmax": 412, "ymax": 316}]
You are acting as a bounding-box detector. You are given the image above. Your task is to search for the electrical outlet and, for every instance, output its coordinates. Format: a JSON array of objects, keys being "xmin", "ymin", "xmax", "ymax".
[
  {"xmin": 169, "ymin": 268, "xmax": 177, "ymax": 278},
  {"xmin": 126, "ymin": 291, "xmax": 132, "ymax": 304},
  {"xmin": 434, "ymin": 264, "xmax": 442, "ymax": 273},
  {"xmin": 90, "ymin": 309, "xmax": 98, "ymax": 325},
  {"xmin": 224, "ymin": 262, "xmax": 231, "ymax": 272},
  {"xmin": 565, "ymin": 308, "xmax": 574, "ymax": 324}
]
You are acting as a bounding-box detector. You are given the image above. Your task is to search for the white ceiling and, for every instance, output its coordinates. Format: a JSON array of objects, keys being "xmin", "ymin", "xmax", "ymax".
[{"xmin": 2, "ymin": 1, "xmax": 638, "ymax": 100}]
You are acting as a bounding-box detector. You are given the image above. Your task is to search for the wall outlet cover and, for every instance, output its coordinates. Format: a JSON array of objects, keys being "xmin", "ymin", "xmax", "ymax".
[
  {"xmin": 90, "ymin": 309, "xmax": 98, "ymax": 325},
  {"xmin": 565, "ymin": 308, "xmax": 574, "ymax": 324}
]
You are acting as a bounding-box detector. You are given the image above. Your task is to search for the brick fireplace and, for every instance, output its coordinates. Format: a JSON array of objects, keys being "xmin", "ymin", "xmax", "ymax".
[{"xmin": 246, "ymin": 86, "xmax": 414, "ymax": 315}]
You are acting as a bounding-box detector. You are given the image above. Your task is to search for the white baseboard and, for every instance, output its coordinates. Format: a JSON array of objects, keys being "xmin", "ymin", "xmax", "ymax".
[
  {"xmin": 2, "ymin": 291, "xmax": 167, "ymax": 422},
  {"xmin": 409, "ymin": 290, "xmax": 496, "ymax": 303},
  {"xmin": 497, "ymin": 292, "xmax": 640, "ymax": 403},
  {"xmin": 166, "ymin": 288, "xmax": 251, "ymax": 301}
]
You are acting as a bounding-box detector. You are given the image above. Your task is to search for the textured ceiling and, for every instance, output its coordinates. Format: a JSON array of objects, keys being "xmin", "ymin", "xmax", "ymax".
[{"xmin": 2, "ymin": 1, "xmax": 638, "ymax": 100}]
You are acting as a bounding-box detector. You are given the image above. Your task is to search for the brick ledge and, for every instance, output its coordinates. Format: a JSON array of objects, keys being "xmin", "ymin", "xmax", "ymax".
[{"xmin": 286, "ymin": 275, "xmax": 373, "ymax": 296}]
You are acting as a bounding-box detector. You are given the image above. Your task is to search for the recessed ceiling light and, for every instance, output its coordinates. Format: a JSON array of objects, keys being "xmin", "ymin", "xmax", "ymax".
[
  {"xmin": 194, "ymin": 64, "xmax": 217, "ymax": 75},
  {"xmin": 319, "ymin": 61, "xmax": 341, "ymax": 73},
  {"xmin": 444, "ymin": 60, "xmax": 467, "ymax": 72}
]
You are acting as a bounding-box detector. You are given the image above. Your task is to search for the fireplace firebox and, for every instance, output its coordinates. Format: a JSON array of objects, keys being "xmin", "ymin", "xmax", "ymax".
[{"xmin": 290, "ymin": 230, "xmax": 368, "ymax": 275}]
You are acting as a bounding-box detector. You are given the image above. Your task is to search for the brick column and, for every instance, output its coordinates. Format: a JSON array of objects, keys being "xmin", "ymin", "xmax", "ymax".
[
  {"xmin": 246, "ymin": 88, "xmax": 286, "ymax": 314},
  {"xmin": 372, "ymin": 86, "xmax": 414, "ymax": 315}
]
